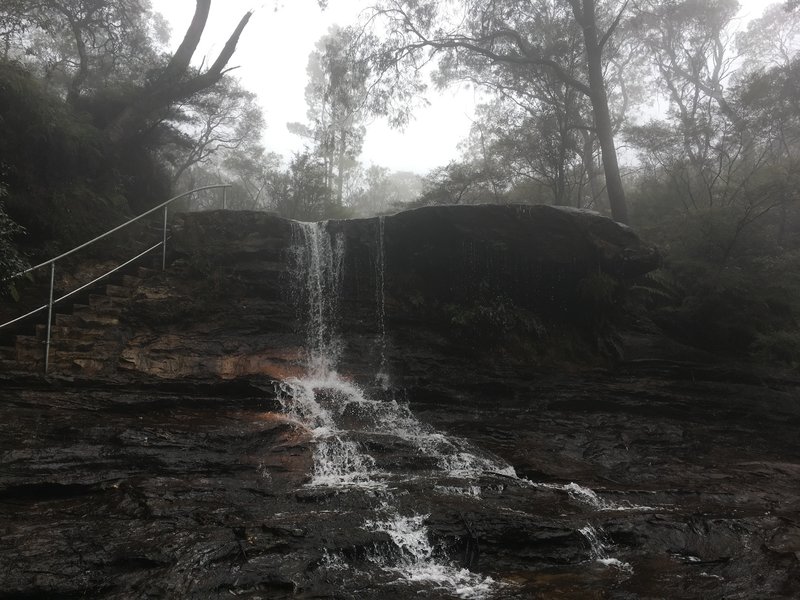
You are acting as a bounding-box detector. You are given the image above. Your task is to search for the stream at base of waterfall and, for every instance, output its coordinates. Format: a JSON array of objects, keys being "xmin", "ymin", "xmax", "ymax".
[{"xmin": 274, "ymin": 220, "xmax": 650, "ymax": 598}]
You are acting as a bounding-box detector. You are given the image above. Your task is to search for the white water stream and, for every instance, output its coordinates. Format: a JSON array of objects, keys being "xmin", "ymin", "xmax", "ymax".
[{"xmin": 277, "ymin": 219, "xmax": 633, "ymax": 597}]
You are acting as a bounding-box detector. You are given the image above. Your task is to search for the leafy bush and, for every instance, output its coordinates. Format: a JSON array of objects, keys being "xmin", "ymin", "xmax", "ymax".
[
  {"xmin": 0, "ymin": 59, "xmax": 170, "ymax": 252},
  {"xmin": 631, "ymin": 185, "xmax": 800, "ymax": 364},
  {"xmin": 0, "ymin": 181, "xmax": 28, "ymax": 297}
]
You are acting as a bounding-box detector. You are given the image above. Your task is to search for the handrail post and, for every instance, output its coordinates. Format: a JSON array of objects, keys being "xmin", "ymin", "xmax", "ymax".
[
  {"xmin": 44, "ymin": 262, "xmax": 55, "ymax": 374},
  {"xmin": 162, "ymin": 205, "xmax": 168, "ymax": 271},
  {"xmin": 222, "ymin": 186, "xmax": 227, "ymax": 210}
]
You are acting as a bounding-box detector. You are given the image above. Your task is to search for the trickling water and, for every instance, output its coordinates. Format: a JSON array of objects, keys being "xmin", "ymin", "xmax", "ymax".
[
  {"xmin": 279, "ymin": 219, "xmax": 505, "ymax": 597},
  {"xmin": 278, "ymin": 217, "xmax": 642, "ymax": 597},
  {"xmin": 374, "ymin": 216, "xmax": 390, "ymax": 389},
  {"xmin": 536, "ymin": 481, "xmax": 658, "ymax": 512},
  {"xmin": 291, "ymin": 221, "xmax": 346, "ymax": 375},
  {"xmin": 278, "ymin": 373, "xmax": 384, "ymax": 489},
  {"xmin": 365, "ymin": 506, "xmax": 496, "ymax": 599},
  {"xmin": 579, "ymin": 524, "xmax": 633, "ymax": 574}
]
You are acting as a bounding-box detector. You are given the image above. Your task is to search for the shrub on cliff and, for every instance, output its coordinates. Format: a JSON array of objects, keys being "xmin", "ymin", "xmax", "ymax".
[
  {"xmin": 0, "ymin": 204, "xmax": 26, "ymax": 292},
  {"xmin": 0, "ymin": 60, "xmax": 128, "ymax": 251},
  {"xmin": 632, "ymin": 196, "xmax": 800, "ymax": 365}
]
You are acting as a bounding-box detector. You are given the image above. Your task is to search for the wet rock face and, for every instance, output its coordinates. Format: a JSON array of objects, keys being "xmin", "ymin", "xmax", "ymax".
[
  {"xmin": 2, "ymin": 206, "xmax": 798, "ymax": 598},
  {"xmin": 126, "ymin": 205, "xmax": 657, "ymax": 380},
  {"xmin": 1, "ymin": 368, "xmax": 799, "ymax": 599}
]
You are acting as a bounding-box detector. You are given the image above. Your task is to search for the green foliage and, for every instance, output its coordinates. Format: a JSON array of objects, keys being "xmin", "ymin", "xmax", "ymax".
[
  {"xmin": 577, "ymin": 271, "xmax": 620, "ymax": 315},
  {"xmin": 0, "ymin": 60, "xmax": 116, "ymax": 246},
  {"xmin": 0, "ymin": 58, "xmax": 175, "ymax": 252},
  {"xmin": 630, "ymin": 270, "xmax": 684, "ymax": 308},
  {"xmin": 0, "ymin": 198, "xmax": 27, "ymax": 296},
  {"xmin": 444, "ymin": 295, "xmax": 545, "ymax": 339},
  {"xmin": 632, "ymin": 194, "xmax": 800, "ymax": 362}
]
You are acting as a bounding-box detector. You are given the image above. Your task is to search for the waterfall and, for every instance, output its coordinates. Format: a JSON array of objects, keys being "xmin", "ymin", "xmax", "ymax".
[
  {"xmin": 279, "ymin": 218, "xmax": 640, "ymax": 597},
  {"xmin": 374, "ymin": 216, "xmax": 390, "ymax": 389},
  {"xmin": 291, "ymin": 221, "xmax": 346, "ymax": 376},
  {"xmin": 579, "ymin": 524, "xmax": 633, "ymax": 573},
  {"xmin": 280, "ymin": 219, "xmax": 505, "ymax": 598}
]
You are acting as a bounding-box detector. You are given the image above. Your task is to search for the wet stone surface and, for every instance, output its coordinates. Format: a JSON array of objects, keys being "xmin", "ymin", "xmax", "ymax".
[
  {"xmin": 0, "ymin": 364, "xmax": 798, "ymax": 599},
  {"xmin": 1, "ymin": 207, "xmax": 798, "ymax": 598}
]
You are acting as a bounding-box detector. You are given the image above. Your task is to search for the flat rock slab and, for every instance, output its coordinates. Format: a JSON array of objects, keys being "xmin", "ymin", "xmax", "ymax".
[{"xmin": 1, "ymin": 365, "xmax": 799, "ymax": 599}]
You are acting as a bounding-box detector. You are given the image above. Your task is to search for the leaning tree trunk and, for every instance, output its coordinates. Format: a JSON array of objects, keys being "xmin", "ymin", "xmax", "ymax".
[
  {"xmin": 104, "ymin": 0, "xmax": 251, "ymax": 146},
  {"xmin": 571, "ymin": 0, "xmax": 629, "ymax": 224},
  {"xmin": 581, "ymin": 130, "xmax": 603, "ymax": 212}
]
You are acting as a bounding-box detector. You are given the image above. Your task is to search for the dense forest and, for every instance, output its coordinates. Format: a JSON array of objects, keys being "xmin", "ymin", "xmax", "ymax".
[{"xmin": 1, "ymin": 0, "xmax": 799, "ymax": 366}]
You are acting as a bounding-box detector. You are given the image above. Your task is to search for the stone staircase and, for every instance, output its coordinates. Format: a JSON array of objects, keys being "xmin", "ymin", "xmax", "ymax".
[{"xmin": 0, "ymin": 266, "xmax": 157, "ymax": 376}]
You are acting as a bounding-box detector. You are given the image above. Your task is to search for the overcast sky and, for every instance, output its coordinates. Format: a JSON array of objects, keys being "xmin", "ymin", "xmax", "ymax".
[{"xmin": 151, "ymin": 0, "xmax": 775, "ymax": 175}]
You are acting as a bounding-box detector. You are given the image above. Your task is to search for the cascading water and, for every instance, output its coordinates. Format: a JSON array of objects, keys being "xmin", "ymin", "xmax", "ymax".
[
  {"xmin": 277, "ymin": 218, "xmax": 642, "ymax": 596},
  {"xmin": 374, "ymin": 216, "xmax": 390, "ymax": 389},
  {"xmin": 291, "ymin": 221, "xmax": 346, "ymax": 375},
  {"xmin": 279, "ymin": 219, "xmax": 506, "ymax": 597},
  {"xmin": 579, "ymin": 524, "xmax": 633, "ymax": 573}
]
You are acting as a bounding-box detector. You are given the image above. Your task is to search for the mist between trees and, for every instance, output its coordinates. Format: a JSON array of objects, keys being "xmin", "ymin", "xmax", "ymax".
[{"xmin": 1, "ymin": 0, "xmax": 800, "ymax": 366}]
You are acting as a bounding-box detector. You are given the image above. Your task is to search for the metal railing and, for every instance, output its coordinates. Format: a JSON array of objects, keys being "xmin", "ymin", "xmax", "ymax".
[{"xmin": 0, "ymin": 184, "xmax": 231, "ymax": 373}]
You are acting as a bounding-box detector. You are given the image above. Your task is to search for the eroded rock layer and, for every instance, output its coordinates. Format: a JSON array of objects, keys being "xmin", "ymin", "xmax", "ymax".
[{"xmin": 1, "ymin": 205, "xmax": 798, "ymax": 599}]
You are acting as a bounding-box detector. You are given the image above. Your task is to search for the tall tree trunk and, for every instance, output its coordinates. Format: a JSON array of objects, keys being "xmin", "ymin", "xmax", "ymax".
[
  {"xmin": 582, "ymin": 130, "xmax": 603, "ymax": 211},
  {"xmin": 104, "ymin": 1, "xmax": 251, "ymax": 145},
  {"xmin": 570, "ymin": 0, "xmax": 629, "ymax": 224},
  {"xmin": 336, "ymin": 130, "xmax": 347, "ymax": 207},
  {"xmin": 65, "ymin": 13, "xmax": 88, "ymax": 105}
]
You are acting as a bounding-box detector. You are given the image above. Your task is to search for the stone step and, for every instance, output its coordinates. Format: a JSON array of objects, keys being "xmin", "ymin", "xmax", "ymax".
[
  {"xmin": 35, "ymin": 324, "xmax": 118, "ymax": 342},
  {"xmin": 137, "ymin": 266, "xmax": 158, "ymax": 279},
  {"xmin": 56, "ymin": 312, "xmax": 119, "ymax": 328},
  {"xmin": 48, "ymin": 338, "xmax": 120, "ymax": 354},
  {"xmin": 15, "ymin": 336, "xmax": 45, "ymax": 362},
  {"xmin": 0, "ymin": 345, "xmax": 16, "ymax": 361},
  {"xmin": 0, "ymin": 358, "xmax": 24, "ymax": 373},
  {"xmin": 46, "ymin": 353, "xmax": 109, "ymax": 374},
  {"xmin": 87, "ymin": 294, "xmax": 127, "ymax": 311},
  {"xmin": 121, "ymin": 275, "xmax": 143, "ymax": 289},
  {"xmin": 105, "ymin": 284, "xmax": 132, "ymax": 299}
]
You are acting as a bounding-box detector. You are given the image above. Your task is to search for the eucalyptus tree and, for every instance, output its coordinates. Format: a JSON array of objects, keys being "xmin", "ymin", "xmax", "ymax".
[
  {"xmin": 168, "ymin": 75, "xmax": 265, "ymax": 186},
  {"xmin": 432, "ymin": 2, "xmax": 592, "ymax": 207},
  {"xmin": 0, "ymin": 0, "xmax": 168, "ymax": 103},
  {"xmin": 371, "ymin": 0, "xmax": 633, "ymax": 222},
  {"xmin": 0, "ymin": 0, "xmax": 256, "ymax": 246},
  {"xmin": 628, "ymin": 0, "xmax": 800, "ymax": 215},
  {"xmin": 290, "ymin": 26, "xmax": 372, "ymax": 208},
  {"xmin": 104, "ymin": 0, "xmax": 253, "ymax": 146}
]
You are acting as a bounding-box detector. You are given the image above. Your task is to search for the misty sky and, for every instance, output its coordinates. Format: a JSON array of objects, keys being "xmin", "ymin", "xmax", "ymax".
[{"xmin": 151, "ymin": 0, "xmax": 774, "ymax": 175}]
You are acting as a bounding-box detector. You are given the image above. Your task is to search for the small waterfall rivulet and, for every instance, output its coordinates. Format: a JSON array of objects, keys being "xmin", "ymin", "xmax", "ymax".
[
  {"xmin": 374, "ymin": 216, "xmax": 389, "ymax": 389},
  {"xmin": 279, "ymin": 220, "xmax": 508, "ymax": 597},
  {"xmin": 277, "ymin": 219, "xmax": 644, "ymax": 597}
]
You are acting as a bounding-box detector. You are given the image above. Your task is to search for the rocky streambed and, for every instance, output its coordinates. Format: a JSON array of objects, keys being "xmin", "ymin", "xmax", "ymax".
[
  {"xmin": 1, "ymin": 205, "xmax": 799, "ymax": 598},
  {"xmin": 1, "ymin": 364, "xmax": 798, "ymax": 599}
]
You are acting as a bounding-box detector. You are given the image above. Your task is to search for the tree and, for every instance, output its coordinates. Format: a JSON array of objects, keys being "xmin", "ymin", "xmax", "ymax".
[
  {"xmin": 347, "ymin": 166, "xmax": 421, "ymax": 216},
  {"xmin": 290, "ymin": 26, "xmax": 373, "ymax": 209},
  {"xmin": 567, "ymin": 0, "xmax": 630, "ymax": 222},
  {"xmin": 0, "ymin": 180, "xmax": 26, "ymax": 287},
  {"xmin": 0, "ymin": 0, "xmax": 256, "ymax": 248},
  {"xmin": 370, "ymin": 0, "xmax": 632, "ymax": 222},
  {"xmin": 167, "ymin": 75, "xmax": 265, "ymax": 186},
  {"xmin": 0, "ymin": 0, "xmax": 168, "ymax": 103},
  {"xmin": 103, "ymin": 0, "xmax": 253, "ymax": 146},
  {"xmin": 433, "ymin": 3, "xmax": 593, "ymax": 208}
]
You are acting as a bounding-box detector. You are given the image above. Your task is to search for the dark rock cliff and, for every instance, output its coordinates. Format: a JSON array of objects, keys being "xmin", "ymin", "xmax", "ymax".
[
  {"xmin": 121, "ymin": 204, "xmax": 659, "ymax": 381},
  {"xmin": 1, "ymin": 205, "xmax": 798, "ymax": 599}
]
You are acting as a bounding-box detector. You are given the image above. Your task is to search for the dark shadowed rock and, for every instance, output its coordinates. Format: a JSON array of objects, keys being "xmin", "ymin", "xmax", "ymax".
[{"xmin": 1, "ymin": 205, "xmax": 798, "ymax": 599}]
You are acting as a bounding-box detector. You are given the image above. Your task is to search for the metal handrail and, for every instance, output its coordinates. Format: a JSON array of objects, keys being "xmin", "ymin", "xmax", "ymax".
[{"xmin": 0, "ymin": 184, "xmax": 231, "ymax": 372}]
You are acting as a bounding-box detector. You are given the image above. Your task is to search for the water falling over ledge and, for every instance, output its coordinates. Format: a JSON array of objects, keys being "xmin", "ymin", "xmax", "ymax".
[
  {"xmin": 274, "ymin": 216, "xmax": 653, "ymax": 598},
  {"xmin": 279, "ymin": 219, "xmax": 510, "ymax": 597}
]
